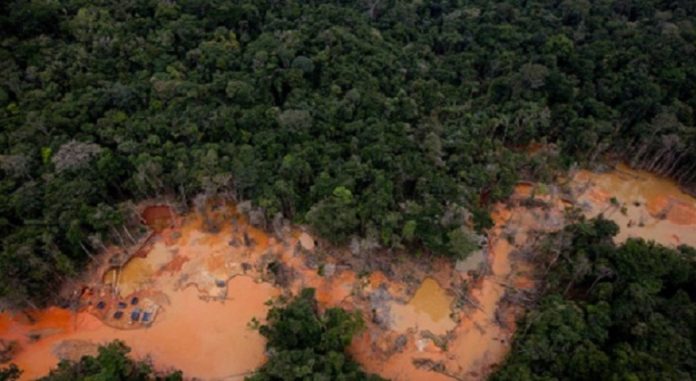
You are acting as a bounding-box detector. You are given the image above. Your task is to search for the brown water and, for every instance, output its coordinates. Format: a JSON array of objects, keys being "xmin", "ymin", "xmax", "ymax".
[
  {"xmin": 574, "ymin": 163, "xmax": 696, "ymax": 247},
  {"xmin": 2, "ymin": 165, "xmax": 696, "ymax": 380},
  {"xmin": 390, "ymin": 278, "xmax": 456, "ymax": 335}
]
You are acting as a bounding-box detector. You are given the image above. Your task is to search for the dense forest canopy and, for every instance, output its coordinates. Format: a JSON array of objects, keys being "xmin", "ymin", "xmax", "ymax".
[
  {"xmin": 1, "ymin": 0, "xmax": 695, "ymax": 306},
  {"xmin": 493, "ymin": 218, "xmax": 696, "ymax": 381}
]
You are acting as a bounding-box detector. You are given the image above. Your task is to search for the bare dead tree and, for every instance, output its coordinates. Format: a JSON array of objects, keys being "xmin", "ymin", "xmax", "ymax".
[
  {"xmin": 79, "ymin": 241, "xmax": 96, "ymax": 260},
  {"xmin": 121, "ymin": 225, "xmax": 136, "ymax": 244},
  {"xmin": 364, "ymin": 0, "xmax": 381, "ymax": 20}
]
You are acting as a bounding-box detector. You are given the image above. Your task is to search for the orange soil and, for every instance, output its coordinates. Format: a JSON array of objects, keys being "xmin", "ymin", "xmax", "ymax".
[
  {"xmin": 3, "ymin": 278, "xmax": 275, "ymax": 380},
  {"xmin": 3, "ymin": 165, "xmax": 696, "ymax": 381},
  {"xmin": 646, "ymin": 196, "xmax": 696, "ymax": 225},
  {"xmin": 351, "ymin": 185, "xmax": 563, "ymax": 380}
]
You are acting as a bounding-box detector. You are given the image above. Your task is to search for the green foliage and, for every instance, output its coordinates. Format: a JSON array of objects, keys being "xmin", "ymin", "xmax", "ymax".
[
  {"xmin": 402, "ymin": 220, "xmax": 417, "ymax": 243},
  {"xmin": 305, "ymin": 187, "xmax": 359, "ymax": 244},
  {"xmin": 493, "ymin": 217, "xmax": 696, "ymax": 381},
  {"xmin": 446, "ymin": 228, "xmax": 479, "ymax": 260},
  {"xmin": 249, "ymin": 289, "xmax": 383, "ymax": 381},
  {"xmin": 38, "ymin": 341, "xmax": 182, "ymax": 381},
  {"xmin": 1, "ymin": 0, "xmax": 696, "ymax": 306}
]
